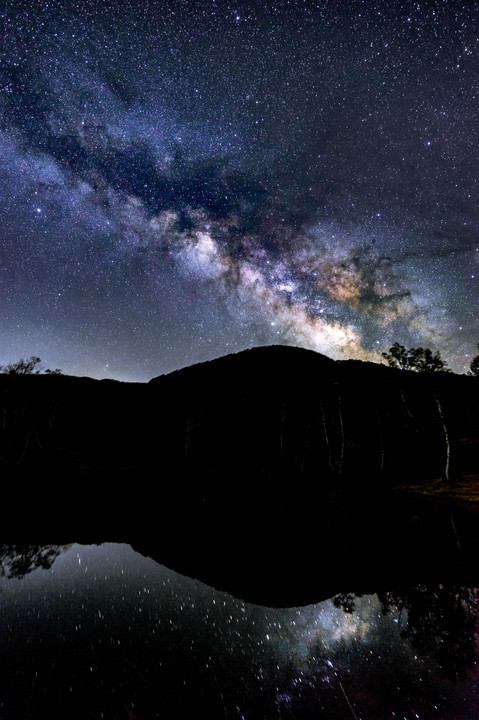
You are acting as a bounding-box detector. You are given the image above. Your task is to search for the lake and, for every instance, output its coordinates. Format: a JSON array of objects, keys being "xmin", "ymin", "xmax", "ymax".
[{"xmin": 0, "ymin": 543, "xmax": 477, "ymax": 718}]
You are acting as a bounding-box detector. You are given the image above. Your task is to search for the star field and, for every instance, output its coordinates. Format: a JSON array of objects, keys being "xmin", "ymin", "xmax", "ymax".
[{"xmin": 1, "ymin": 0, "xmax": 478, "ymax": 379}]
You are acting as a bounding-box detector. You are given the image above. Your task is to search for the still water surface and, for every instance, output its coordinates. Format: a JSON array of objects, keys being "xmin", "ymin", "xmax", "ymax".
[{"xmin": 0, "ymin": 543, "xmax": 478, "ymax": 719}]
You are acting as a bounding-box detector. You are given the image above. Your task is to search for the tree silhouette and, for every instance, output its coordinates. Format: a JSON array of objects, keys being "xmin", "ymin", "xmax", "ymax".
[
  {"xmin": 382, "ymin": 343, "xmax": 449, "ymax": 372},
  {"xmin": 469, "ymin": 344, "xmax": 479, "ymax": 377},
  {"xmin": 0, "ymin": 356, "xmax": 62, "ymax": 375},
  {"xmin": 333, "ymin": 585, "xmax": 479, "ymax": 681},
  {"xmin": 0, "ymin": 545, "xmax": 68, "ymax": 578}
]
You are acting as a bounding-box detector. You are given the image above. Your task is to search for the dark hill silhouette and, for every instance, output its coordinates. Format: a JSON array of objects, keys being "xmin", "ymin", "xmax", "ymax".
[{"xmin": 1, "ymin": 344, "xmax": 479, "ymax": 606}]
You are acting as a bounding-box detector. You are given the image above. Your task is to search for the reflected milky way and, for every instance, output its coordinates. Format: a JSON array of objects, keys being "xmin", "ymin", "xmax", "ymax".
[
  {"xmin": 0, "ymin": 544, "xmax": 478, "ymax": 718},
  {"xmin": 1, "ymin": 0, "xmax": 478, "ymax": 379}
]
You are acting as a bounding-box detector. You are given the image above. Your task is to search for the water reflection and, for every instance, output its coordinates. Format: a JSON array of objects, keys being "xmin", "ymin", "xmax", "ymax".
[
  {"xmin": 0, "ymin": 545, "xmax": 68, "ymax": 579},
  {"xmin": 334, "ymin": 586, "xmax": 479, "ymax": 681},
  {"xmin": 0, "ymin": 543, "xmax": 478, "ymax": 719}
]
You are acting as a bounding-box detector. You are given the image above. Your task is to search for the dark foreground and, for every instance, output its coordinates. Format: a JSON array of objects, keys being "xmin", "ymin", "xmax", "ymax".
[{"xmin": 1, "ymin": 345, "xmax": 478, "ymax": 606}]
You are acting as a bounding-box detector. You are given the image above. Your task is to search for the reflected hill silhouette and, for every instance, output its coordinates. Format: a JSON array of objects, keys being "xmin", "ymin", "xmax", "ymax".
[{"xmin": 1, "ymin": 345, "xmax": 479, "ymax": 606}]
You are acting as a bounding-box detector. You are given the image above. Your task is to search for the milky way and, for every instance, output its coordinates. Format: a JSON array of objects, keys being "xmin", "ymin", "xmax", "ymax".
[{"xmin": 1, "ymin": 0, "xmax": 478, "ymax": 379}]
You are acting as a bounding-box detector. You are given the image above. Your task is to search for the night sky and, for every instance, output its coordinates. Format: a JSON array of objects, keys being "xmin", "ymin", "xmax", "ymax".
[{"xmin": 1, "ymin": 0, "xmax": 478, "ymax": 381}]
